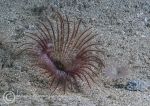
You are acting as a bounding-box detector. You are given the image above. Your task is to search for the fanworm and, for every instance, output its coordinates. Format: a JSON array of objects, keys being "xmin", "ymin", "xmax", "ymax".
[{"xmin": 21, "ymin": 10, "xmax": 104, "ymax": 93}]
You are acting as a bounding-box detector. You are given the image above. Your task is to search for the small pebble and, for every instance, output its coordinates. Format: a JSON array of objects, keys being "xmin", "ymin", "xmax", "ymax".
[{"xmin": 126, "ymin": 80, "xmax": 149, "ymax": 92}]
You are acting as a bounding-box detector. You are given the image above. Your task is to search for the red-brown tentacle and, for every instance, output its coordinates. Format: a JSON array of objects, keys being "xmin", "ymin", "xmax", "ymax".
[
  {"xmin": 63, "ymin": 20, "xmax": 76, "ymax": 57},
  {"xmin": 76, "ymin": 33, "xmax": 97, "ymax": 50},
  {"xmin": 80, "ymin": 66, "xmax": 98, "ymax": 77},
  {"xmin": 35, "ymin": 23, "xmax": 49, "ymax": 44},
  {"xmin": 17, "ymin": 42, "xmax": 34, "ymax": 49},
  {"xmin": 51, "ymin": 79, "xmax": 60, "ymax": 94},
  {"xmin": 55, "ymin": 17, "xmax": 60, "ymax": 55},
  {"xmin": 25, "ymin": 32, "xmax": 46, "ymax": 49},
  {"xmin": 38, "ymin": 21, "xmax": 52, "ymax": 42},
  {"xmin": 62, "ymin": 15, "xmax": 70, "ymax": 57},
  {"xmin": 77, "ymin": 49, "xmax": 102, "ymax": 57},
  {"xmin": 49, "ymin": 76, "xmax": 56, "ymax": 88},
  {"xmin": 73, "ymin": 27, "xmax": 92, "ymax": 49},
  {"xmin": 56, "ymin": 12, "xmax": 65, "ymax": 59},
  {"xmin": 46, "ymin": 17, "xmax": 56, "ymax": 52},
  {"xmin": 79, "ymin": 71, "xmax": 91, "ymax": 88}
]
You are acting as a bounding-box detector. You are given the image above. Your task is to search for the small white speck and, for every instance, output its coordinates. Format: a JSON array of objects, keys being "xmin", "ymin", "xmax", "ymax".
[
  {"xmin": 137, "ymin": 12, "xmax": 143, "ymax": 17},
  {"xmin": 141, "ymin": 35, "xmax": 146, "ymax": 38},
  {"xmin": 144, "ymin": 17, "xmax": 148, "ymax": 23}
]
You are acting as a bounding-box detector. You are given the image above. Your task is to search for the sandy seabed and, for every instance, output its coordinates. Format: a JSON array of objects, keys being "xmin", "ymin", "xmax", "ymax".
[{"xmin": 0, "ymin": 0, "xmax": 150, "ymax": 106}]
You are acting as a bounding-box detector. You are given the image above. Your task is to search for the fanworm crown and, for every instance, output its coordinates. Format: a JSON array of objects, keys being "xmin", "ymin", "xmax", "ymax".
[{"xmin": 21, "ymin": 10, "xmax": 104, "ymax": 93}]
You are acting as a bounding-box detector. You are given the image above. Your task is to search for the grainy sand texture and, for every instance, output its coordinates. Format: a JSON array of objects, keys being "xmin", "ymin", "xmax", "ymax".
[{"xmin": 0, "ymin": 0, "xmax": 150, "ymax": 106}]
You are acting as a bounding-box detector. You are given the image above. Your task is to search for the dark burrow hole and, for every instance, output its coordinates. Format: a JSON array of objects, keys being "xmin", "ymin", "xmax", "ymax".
[{"xmin": 53, "ymin": 60, "xmax": 66, "ymax": 71}]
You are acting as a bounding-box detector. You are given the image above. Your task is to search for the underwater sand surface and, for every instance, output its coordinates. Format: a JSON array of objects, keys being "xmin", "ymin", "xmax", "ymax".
[{"xmin": 0, "ymin": 0, "xmax": 150, "ymax": 106}]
